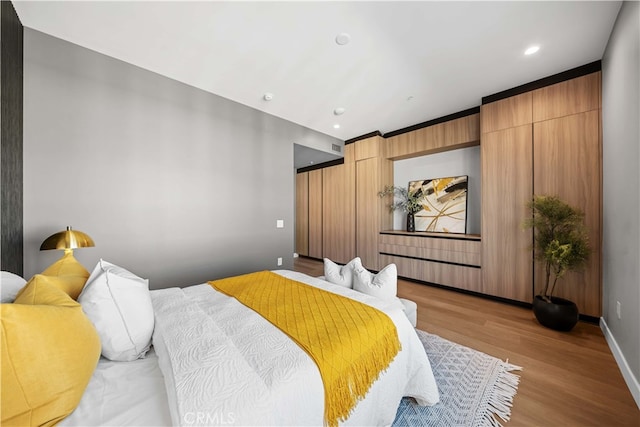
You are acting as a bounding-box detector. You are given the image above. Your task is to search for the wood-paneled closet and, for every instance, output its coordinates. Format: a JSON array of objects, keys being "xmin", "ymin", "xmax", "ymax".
[
  {"xmin": 296, "ymin": 139, "xmax": 392, "ymax": 270},
  {"xmin": 296, "ymin": 66, "xmax": 603, "ymax": 318},
  {"xmin": 481, "ymin": 71, "xmax": 602, "ymax": 317}
]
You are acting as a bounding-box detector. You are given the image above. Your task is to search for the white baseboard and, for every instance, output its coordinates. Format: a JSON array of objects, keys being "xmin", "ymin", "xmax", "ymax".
[{"xmin": 600, "ymin": 317, "xmax": 640, "ymax": 409}]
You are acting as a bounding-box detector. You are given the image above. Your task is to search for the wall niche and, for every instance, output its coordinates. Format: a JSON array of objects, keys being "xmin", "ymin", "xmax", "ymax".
[{"xmin": 392, "ymin": 146, "xmax": 481, "ymax": 234}]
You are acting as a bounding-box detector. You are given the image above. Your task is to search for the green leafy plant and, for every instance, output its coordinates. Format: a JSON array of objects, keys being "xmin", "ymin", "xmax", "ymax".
[
  {"xmin": 524, "ymin": 195, "xmax": 590, "ymax": 302},
  {"xmin": 378, "ymin": 185, "xmax": 424, "ymax": 214}
]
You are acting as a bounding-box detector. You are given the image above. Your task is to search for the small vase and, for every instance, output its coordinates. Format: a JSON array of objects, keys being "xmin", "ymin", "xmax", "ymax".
[{"xmin": 406, "ymin": 213, "xmax": 415, "ymax": 232}]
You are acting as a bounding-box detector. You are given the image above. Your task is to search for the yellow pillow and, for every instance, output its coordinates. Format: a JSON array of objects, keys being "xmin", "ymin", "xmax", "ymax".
[
  {"xmin": 41, "ymin": 252, "xmax": 90, "ymax": 299},
  {"xmin": 1, "ymin": 275, "xmax": 101, "ymax": 426}
]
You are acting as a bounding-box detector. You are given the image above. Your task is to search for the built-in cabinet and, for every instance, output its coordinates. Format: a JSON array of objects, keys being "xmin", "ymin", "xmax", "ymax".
[
  {"xmin": 355, "ymin": 136, "xmax": 393, "ymax": 270},
  {"xmin": 481, "ymin": 93, "xmax": 534, "ymax": 303},
  {"xmin": 379, "ymin": 231, "xmax": 481, "ymax": 291},
  {"xmin": 308, "ymin": 169, "xmax": 323, "ymax": 259},
  {"xmin": 322, "ymin": 146, "xmax": 356, "ymax": 264},
  {"xmin": 295, "ymin": 68, "xmax": 602, "ymax": 317},
  {"xmin": 295, "ymin": 172, "xmax": 309, "ymax": 256},
  {"xmin": 481, "ymin": 125, "xmax": 533, "ymax": 303},
  {"xmin": 532, "ymin": 108, "xmax": 602, "ymax": 316},
  {"xmin": 295, "ymin": 139, "xmax": 392, "ymax": 268},
  {"xmin": 385, "ymin": 114, "xmax": 480, "ymax": 160},
  {"xmin": 481, "ymin": 72, "xmax": 602, "ymax": 317},
  {"xmin": 296, "ymin": 114, "xmax": 480, "ymax": 276}
]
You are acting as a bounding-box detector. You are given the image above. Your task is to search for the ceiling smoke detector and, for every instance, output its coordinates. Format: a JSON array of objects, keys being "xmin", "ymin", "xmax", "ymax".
[
  {"xmin": 263, "ymin": 93, "xmax": 274, "ymax": 101},
  {"xmin": 335, "ymin": 33, "xmax": 351, "ymax": 46},
  {"xmin": 334, "ymin": 107, "xmax": 345, "ymax": 115}
]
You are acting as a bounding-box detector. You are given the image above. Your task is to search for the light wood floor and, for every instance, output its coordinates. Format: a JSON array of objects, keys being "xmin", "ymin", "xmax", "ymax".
[{"xmin": 293, "ymin": 257, "xmax": 639, "ymax": 426}]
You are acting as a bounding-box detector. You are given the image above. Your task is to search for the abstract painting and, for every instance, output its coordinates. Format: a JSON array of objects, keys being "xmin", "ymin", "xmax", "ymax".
[{"xmin": 408, "ymin": 176, "xmax": 468, "ymax": 233}]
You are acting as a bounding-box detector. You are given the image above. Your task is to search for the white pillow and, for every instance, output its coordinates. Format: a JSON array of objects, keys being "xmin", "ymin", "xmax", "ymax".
[
  {"xmin": 353, "ymin": 263, "xmax": 398, "ymax": 302},
  {"xmin": 78, "ymin": 259, "xmax": 154, "ymax": 362},
  {"xmin": 1, "ymin": 271, "xmax": 27, "ymax": 303},
  {"xmin": 323, "ymin": 257, "xmax": 361, "ymax": 288}
]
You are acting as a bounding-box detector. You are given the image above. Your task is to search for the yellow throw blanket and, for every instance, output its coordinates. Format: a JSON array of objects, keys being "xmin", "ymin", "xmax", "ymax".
[{"xmin": 209, "ymin": 271, "xmax": 401, "ymax": 427}]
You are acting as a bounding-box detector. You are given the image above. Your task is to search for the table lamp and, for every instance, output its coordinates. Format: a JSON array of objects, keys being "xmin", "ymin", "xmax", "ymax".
[
  {"xmin": 40, "ymin": 226, "xmax": 95, "ymax": 256},
  {"xmin": 40, "ymin": 226, "xmax": 94, "ymax": 298}
]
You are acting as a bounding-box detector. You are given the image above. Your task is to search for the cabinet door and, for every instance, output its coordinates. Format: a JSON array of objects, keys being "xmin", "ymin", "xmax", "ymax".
[
  {"xmin": 481, "ymin": 93, "xmax": 532, "ymax": 134},
  {"xmin": 354, "ymin": 137, "xmax": 381, "ymax": 161},
  {"xmin": 356, "ymin": 157, "xmax": 392, "ymax": 270},
  {"xmin": 322, "ymin": 163, "xmax": 355, "ymax": 264},
  {"xmin": 532, "ymin": 72, "xmax": 600, "ymax": 122},
  {"xmin": 308, "ymin": 169, "xmax": 323, "ymax": 259},
  {"xmin": 534, "ymin": 111, "xmax": 601, "ymax": 316},
  {"xmin": 295, "ymin": 172, "xmax": 309, "ymax": 256},
  {"xmin": 481, "ymin": 124, "xmax": 533, "ymax": 302}
]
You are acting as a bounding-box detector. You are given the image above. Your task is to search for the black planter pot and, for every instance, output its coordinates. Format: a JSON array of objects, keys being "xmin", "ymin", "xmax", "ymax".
[
  {"xmin": 406, "ymin": 213, "xmax": 415, "ymax": 232},
  {"xmin": 532, "ymin": 295, "xmax": 579, "ymax": 331}
]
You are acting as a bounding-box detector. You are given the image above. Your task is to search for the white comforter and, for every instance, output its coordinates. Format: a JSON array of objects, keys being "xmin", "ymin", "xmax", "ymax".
[{"xmin": 151, "ymin": 270, "xmax": 439, "ymax": 426}]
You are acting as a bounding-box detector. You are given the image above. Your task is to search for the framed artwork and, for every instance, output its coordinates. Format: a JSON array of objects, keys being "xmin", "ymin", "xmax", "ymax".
[{"xmin": 408, "ymin": 176, "xmax": 468, "ymax": 233}]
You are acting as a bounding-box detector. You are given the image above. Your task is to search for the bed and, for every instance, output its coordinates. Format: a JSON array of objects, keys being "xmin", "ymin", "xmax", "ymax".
[{"xmin": 3, "ymin": 267, "xmax": 439, "ymax": 426}]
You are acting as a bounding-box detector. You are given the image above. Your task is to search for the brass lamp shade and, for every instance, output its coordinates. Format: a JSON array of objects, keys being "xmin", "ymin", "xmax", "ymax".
[{"xmin": 40, "ymin": 226, "xmax": 95, "ymax": 254}]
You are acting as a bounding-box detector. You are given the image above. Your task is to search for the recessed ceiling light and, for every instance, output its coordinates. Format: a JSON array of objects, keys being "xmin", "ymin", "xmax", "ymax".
[
  {"xmin": 263, "ymin": 93, "xmax": 274, "ymax": 101},
  {"xmin": 333, "ymin": 124, "xmax": 341, "ymax": 129},
  {"xmin": 335, "ymin": 33, "xmax": 351, "ymax": 46},
  {"xmin": 334, "ymin": 107, "xmax": 345, "ymax": 116},
  {"xmin": 524, "ymin": 46, "xmax": 540, "ymax": 56}
]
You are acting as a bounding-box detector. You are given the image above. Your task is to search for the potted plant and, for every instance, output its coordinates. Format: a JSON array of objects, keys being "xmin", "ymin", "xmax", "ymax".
[
  {"xmin": 378, "ymin": 185, "xmax": 425, "ymax": 232},
  {"xmin": 524, "ymin": 195, "xmax": 591, "ymax": 331}
]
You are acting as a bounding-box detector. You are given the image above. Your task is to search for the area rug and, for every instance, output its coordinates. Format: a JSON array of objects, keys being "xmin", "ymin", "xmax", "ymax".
[{"xmin": 393, "ymin": 330, "xmax": 522, "ymax": 427}]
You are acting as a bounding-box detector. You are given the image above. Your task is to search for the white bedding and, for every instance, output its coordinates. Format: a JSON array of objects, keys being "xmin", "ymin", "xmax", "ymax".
[
  {"xmin": 60, "ymin": 348, "xmax": 172, "ymax": 426},
  {"xmin": 151, "ymin": 270, "xmax": 439, "ymax": 426},
  {"xmin": 63, "ymin": 270, "xmax": 438, "ymax": 426}
]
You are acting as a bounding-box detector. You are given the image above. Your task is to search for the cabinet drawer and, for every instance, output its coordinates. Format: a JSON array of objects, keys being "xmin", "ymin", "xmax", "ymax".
[
  {"xmin": 379, "ymin": 233, "xmax": 481, "ymax": 267},
  {"xmin": 380, "ymin": 254, "xmax": 481, "ymax": 292}
]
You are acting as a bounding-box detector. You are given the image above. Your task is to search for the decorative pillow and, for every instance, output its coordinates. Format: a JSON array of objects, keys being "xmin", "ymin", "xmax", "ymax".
[
  {"xmin": 1, "ymin": 274, "xmax": 101, "ymax": 426},
  {"xmin": 323, "ymin": 257, "xmax": 362, "ymax": 288},
  {"xmin": 79, "ymin": 259, "xmax": 154, "ymax": 362},
  {"xmin": 41, "ymin": 252, "xmax": 90, "ymax": 300},
  {"xmin": 353, "ymin": 263, "xmax": 398, "ymax": 302},
  {"xmin": 1, "ymin": 271, "xmax": 27, "ymax": 303}
]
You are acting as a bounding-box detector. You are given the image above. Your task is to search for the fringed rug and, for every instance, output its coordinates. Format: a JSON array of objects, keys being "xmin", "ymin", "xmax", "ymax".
[{"xmin": 393, "ymin": 330, "xmax": 522, "ymax": 427}]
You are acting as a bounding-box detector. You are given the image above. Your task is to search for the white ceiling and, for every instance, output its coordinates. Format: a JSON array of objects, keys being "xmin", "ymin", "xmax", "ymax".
[{"xmin": 14, "ymin": 1, "xmax": 621, "ymax": 144}]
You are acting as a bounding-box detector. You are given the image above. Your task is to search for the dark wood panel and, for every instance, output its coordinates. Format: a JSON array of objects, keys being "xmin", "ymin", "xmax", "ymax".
[{"xmin": 1, "ymin": 1, "xmax": 24, "ymax": 276}]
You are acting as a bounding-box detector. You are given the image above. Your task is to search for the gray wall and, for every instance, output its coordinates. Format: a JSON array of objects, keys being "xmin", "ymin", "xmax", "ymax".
[
  {"xmin": 23, "ymin": 29, "xmax": 340, "ymax": 289},
  {"xmin": 602, "ymin": 0, "xmax": 640, "ymax": 386}
]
